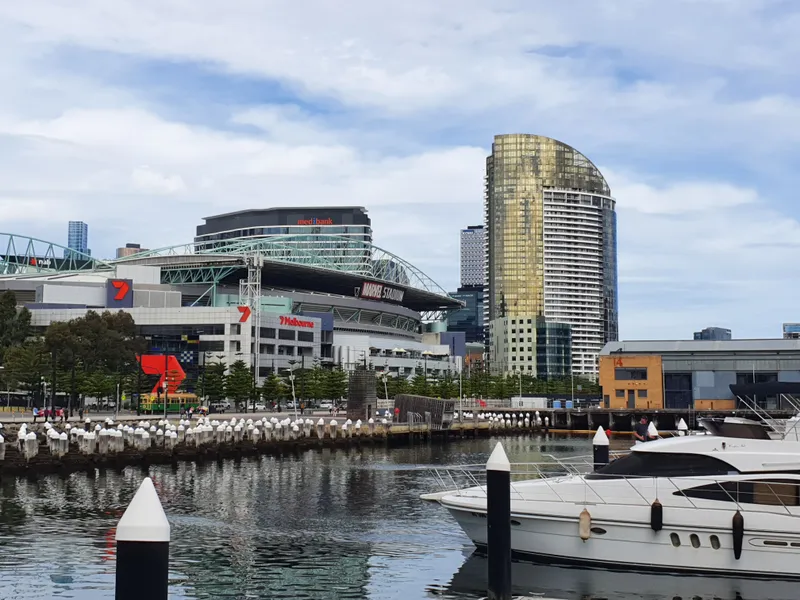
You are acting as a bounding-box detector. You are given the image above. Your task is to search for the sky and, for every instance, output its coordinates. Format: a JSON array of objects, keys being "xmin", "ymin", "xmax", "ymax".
[{"xmin": 2, "ymin": 1, "xmax": 800, "ymax": 340}]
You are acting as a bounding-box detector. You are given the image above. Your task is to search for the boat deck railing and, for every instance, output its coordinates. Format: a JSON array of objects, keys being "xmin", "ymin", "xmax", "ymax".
[{"xmin": 426, "ymin": 459, "xmax": 800, "ymax": 518}]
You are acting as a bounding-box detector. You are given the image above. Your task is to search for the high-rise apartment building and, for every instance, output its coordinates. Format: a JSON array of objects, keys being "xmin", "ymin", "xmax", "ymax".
[
  {"xmin": 65, "ymin": 221, "xmax": 90, "ymax": 258},
  {"xmin": 460, "ymin": 225, "xmax": 485, "ymax": 287},
  {"xmin": 485, "ymin": 134, "xmax": 618, "ymax": 378},
  {"xmin": 693, "ymin": 327, "xmax": 732, "ymax": 341}
]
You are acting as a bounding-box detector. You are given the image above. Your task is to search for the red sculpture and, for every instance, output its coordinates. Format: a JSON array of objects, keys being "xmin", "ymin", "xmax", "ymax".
[{"xmin": 137, "ymin": 355, "xmax": 186, "ymax": 395}]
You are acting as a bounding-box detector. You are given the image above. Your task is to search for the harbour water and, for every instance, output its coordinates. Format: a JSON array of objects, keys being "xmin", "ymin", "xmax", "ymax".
[{"xmin": 0, "ymin": 434, "xmax": 795, "ymax": 600}]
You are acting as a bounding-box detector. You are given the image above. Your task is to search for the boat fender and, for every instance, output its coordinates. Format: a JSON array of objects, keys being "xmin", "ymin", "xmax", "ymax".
[
  {"xmin": 733, "ymin": 510, "xmax": 744, "ymax": 560},
  {"xmin": 650, "ymin": 499, "xmax": 663, "ymax": 532},
  {"xmin": 579, "ymin": 508, "xmax": 591, "ymax": 541}
]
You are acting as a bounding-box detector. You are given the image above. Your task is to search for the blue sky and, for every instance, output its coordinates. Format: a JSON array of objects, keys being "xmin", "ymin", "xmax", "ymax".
[{"xmin": 1, "ymin": 1, "xmax": 800, "ymax": 340}]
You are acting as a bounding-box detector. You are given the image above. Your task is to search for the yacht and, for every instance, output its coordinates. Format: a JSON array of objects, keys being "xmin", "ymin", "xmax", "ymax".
[{"xmin": 423, "ymin": 434, "xmax": 800, "ymax": 578}]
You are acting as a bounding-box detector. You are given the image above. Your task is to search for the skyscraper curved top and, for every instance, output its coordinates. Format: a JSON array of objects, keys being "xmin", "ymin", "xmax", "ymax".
[{"xmin": 485, "ymin": 134, "xmax": 618, "ymax": 378}]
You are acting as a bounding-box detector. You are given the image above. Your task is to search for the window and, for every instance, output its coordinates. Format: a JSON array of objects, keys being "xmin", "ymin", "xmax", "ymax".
[
  {"xmin": 638, "ymin": 389, "xmax": 648, "ymax": 398},
  {"xmin": 710, "ymin": 535, "xmax": 720, "ymax": 550},
  {"xmin": 199, "ymin": 340, "xmax": 224, "ymax": 352},
  {"xmin": 615, "ymin": 390, "xmax": 625, "ymax": 398},
  {"xmin": 263, "ymin": 328, "xmax": 276, "ymax": 339},
  {"xmin": 587, "ymin": 452, "xmax": 737, "ymax": 480},
  {"xmin": 690, "ymin": 534, "xmax": 701, "ymax": 548},
  {"xmin": 231, "ymin": 340, "xmax": 241, "ymax": 352},
  {"xmin": 615, "ymin": 368, "xmax": 647, "ymax": 381},
  {"xmin": 673, "ymin": 480, "xmax": 800, "ymax": 506},
  {"xmin": 231, "ymin": 324, "xmax": 241, "ymax": 335},
  {"xmin": 278, "ymin": 329, "xmax": 295, "ymax": 341},
  {"xmin": 297, "ymin": 331, "xmax": 314, "ymax": 343},
  {"xmin": 670, "ymin": 533, "xmax": 681, "ymax": 547}
]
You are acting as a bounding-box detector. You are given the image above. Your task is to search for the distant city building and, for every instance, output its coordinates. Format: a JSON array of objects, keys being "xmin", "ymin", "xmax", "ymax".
[
  {"xmin": 447, "ymin": 286, "xmax": 484, "ymax": 343},
  {"xmin": 485, "ymin": 134, "xmax": 617, "ymax": 377},
  {"xmin": 489, "ymin": 315, "xmax": 572, "ymax": 379},
  {"xmin": 460, "ymin": 225, "xmax": 485, "ymax": 287},
  {"xmin": 195, "ymin": 207, "xmax": 372, "ymax": 274},
  {"xmin": 693, "ymin": 327, "xmax": 732, "ymax": 341},
  {"xmin": 784, "ymin": 323, "xmax": 800, "ymax": 339},
  {"xmin": 65, "ymin": 221, "xmax": 89, "ymax": 258},
  {"xmin": 116, "ymin": 243, "xmax": 149, "ymax": 259}
]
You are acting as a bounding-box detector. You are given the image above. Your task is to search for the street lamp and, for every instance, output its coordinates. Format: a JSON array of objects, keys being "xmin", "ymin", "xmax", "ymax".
[{"xmin": 287, "ymin": 364, "xmax": 298, "ymax": 421}]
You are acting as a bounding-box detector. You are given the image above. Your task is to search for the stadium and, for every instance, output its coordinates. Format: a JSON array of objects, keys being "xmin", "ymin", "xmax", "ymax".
[{"xmin": 0, "ymin": 230, "xmax": 464, "ymax": 388}]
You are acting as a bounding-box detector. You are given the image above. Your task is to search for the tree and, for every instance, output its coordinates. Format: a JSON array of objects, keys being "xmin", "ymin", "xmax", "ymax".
[
  {"xmin": 3, "ymin": 341, "xmax": 46, "ymax": 400},
  {"xmin": 260, "ymin": 373, "xmax": 282, "ymax": 406},
  {"xmin": 410, "ymin": 373, "xmax": 427, "ymax": 396},
  {"xmin": 0, "ymin": 291, "xmax": 31, "ymax": 359},
  {"xmin": 323, "ymin": 367, "xmax": 348, "ymax": 400},
  {"xmin": 204, "ymin": 361, "xmax": 227, "ymax": 403},
  {"xmin": 225, "ymin": 359, "xmax": 252, "ymax": 410}
]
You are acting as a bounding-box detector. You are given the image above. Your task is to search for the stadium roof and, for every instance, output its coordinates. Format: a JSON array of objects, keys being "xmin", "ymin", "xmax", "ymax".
[{"xmin": 0, "ymin": 233, "xmax": 462, "ymax": 313}]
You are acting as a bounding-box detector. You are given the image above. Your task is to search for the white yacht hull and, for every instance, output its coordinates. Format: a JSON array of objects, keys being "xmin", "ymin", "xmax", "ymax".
[{"xmin": 443, "ymin": 503, "xmax": 800, "ymax": 578}]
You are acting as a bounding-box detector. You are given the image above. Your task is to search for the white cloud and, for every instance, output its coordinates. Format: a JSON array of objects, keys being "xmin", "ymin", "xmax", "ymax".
[
  {"xmin": 130, "ymin": 166, "xmax": 186, "ymax": 195},
  {"xmin": 0, "ymin": 1, "xmax": 800, "ymax": 340}
]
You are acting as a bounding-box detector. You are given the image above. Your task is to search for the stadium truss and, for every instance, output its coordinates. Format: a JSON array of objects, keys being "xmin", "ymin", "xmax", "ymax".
[
  {"xmin": 112, "ymin": 234, "xmax": 451, "ymax": 298},
  {"xmin": 0, "ymin": 233, "xmax": 113, "ymax": 276}
]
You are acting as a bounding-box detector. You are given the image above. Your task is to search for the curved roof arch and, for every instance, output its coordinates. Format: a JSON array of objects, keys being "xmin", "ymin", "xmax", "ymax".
[
  {"xmin": 113, "ymin": 234, "xmax": 451, "ymax": 298},
  {"xmin": 0, "ymin": 233, "xmax": 114, "ymax": 276}
]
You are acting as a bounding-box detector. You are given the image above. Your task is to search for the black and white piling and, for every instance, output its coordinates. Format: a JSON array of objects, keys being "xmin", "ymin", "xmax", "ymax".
[
  {"xmin": 592, "ymin": 426, "xmax": 609, "ymax": 471},
  {"xmin": 115, "ymin": 477, "xmax": 170, "ymax": 600},
  {"xmin": 486, "ymin": 442, "xmax": 511, "ymax": 600}
]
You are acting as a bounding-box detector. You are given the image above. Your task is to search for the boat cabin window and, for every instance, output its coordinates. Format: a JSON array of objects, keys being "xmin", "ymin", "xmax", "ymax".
[
  {"xmin": 674, "ymin": 480, "xmax": 800, "ymax": 506},
  {"xmin": 586, "ymin": 452, "xmax": 737, "ymax": 480}
]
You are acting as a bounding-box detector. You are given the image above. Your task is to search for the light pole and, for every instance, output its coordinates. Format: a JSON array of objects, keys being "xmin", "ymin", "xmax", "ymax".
[
  {"xmin": 458, "ymin": 356, "xmax": 463, "ymax": 420},
  {"xmin": 288, "ymin": 368, "xmax": 298, "ymax": 421},
  {"xmin": 116, "ymin": 381, "xmax": 120, "ymax": 420}
]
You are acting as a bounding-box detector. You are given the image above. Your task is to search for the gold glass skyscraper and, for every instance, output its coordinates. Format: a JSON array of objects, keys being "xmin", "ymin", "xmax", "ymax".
[{"xmin": 485, "ymin": 134, "xmax": 618, "ymax": 378}]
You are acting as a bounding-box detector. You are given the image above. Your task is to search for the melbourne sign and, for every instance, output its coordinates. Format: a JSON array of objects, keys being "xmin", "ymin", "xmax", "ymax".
[
  {"xmin": 280, "ymin": 315, "xmax": 314, "ymax": 328},
  {"xmin": 359, "ymin": 281, "xmax": 405, "ymax": 303},
  {"xmin": 296, "ymin": 217, "xmax": 334, "ymax": 225}
]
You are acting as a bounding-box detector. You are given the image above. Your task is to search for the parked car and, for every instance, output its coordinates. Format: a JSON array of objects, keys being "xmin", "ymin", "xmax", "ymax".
[
  {"xmin": 210, "ymin": 402, "xmax": 228, "ymax": 413},
  {"xmin": 319, "ymin": 401, "xmax": 333, "ymax": 410},
  {"xmin": 254, "ymin": 403, "xmax": 267, "ymax": 411}
]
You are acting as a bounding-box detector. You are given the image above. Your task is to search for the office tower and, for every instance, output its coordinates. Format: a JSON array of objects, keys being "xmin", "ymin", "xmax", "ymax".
[
  {"xmin": 460, "ymin": 225, "xmax": 485, "ymax": 287},
  {"xmin": 693, "ymin": 327, "xmax": 732, "ymax": 341},
  {"xmin": 485, "ymin": 134, "xmax": 618, "ymax": 378},
  {"xmin": 447, "ymin": 286, "xmax": 485, "ymax": 343},
  {"xmin": 65, "ymin": 221, "xmax": 90, "ymax": 258},
  {"xmin": 195, "ymin": 207, "xmax": 372, "ymax": 274},
  {"xmin": 116, "ymin": 243, "xmax": 149, "ymax": 259}
]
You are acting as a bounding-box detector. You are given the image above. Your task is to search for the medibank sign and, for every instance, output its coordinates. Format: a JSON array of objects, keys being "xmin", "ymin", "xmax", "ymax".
[
  {"xmin": 296, "ymin": 217, "xmax": 334, "ymax": 225},
  {"xmin": 279, "ymin": 315, "xmax": 314, "ymax": 328}
]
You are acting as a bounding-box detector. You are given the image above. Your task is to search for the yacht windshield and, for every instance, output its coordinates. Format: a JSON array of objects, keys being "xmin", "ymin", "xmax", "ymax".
[{"xmin": 586, "ymin": 452, "xmax": 738, "ymax": 479}]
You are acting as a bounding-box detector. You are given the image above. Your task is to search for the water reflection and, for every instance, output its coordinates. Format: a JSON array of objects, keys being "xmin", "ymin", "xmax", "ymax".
[
  {"xmin": 0, "ymin": 433, "xmax": 789, "ymax": 599},
  {"xmin": 445, "ymin": 552, "xmax": 798, "ymax": 600}
]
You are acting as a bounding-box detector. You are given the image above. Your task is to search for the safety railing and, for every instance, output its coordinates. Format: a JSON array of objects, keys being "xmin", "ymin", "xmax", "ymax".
[{"xmin": 424, "ymin": 462, "xmax": 800, "ymax": 519}]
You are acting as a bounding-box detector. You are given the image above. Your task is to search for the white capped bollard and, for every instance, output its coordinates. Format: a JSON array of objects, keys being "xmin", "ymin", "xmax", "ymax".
[
  {"xmin": 0, "ymin": 433, "xmax": 5, "ymax": 461},
  {"xmin": 291, "ymin": 425, "xmax": 300, "ymax": 440},
  {"xmin": 115, "ymin": 477, "xmax": 170, "ymax": 600},
  {"xmin": 593, "ymin": 426, "xmax": 610, "ymax": 471},
  {"xmin": 303, "ymin": 419, "xmax": 312, "ymax": 438},
  {"xmin": 677, "ymin": 418, "xmax": 688, "ymax": 436},
  {"xmin": 60, "ymin": 432, "xmax": 69, "ymax": 456},
  {"xmin": 316, "ymin": 418, "xmax": 325, "ymax": 439},
  {"xmin": 329, "ymin": 420, "xmax": 338, "ymax": 439},
  {"xmin": 368, "ymin": 418, "xmax": 375, "ymax": 435},
  {"xmin": 342, "ymin": 423, "xmax": 350, "ymax": 438},
  {"xmin": 355, "ymin": 420, "xmax": 362, "ymax": 437},
  {"xmin": 141, "ymin": 431, "xmax": 150, "ymax": 449},
  {"xmin": 264, "ymin": 422, "xmax": 273, "ymax": 441},
  {"xmin": 99, "ymin": 429, "xmax": 110, "ymax": 455},
  {"xmin": 252, "ymin": 427, "xmax": 261, "ymax": 443},
  {"xmin": 487, "ymin": 442, "xmax": 511, "ymax": 600}
]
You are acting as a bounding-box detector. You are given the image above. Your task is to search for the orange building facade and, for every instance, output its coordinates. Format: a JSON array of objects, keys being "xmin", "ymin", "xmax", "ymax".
[{"xmin": 599, "ymin": 354, "xmax": 664, "ymax": 410}]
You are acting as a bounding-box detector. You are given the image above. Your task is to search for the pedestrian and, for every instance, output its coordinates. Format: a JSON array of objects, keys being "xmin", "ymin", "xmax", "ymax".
[
  {"xmin": 32, "ymin": 406, "xmax": 39, "ymax": 424},
  {"xmin": 300, "ymin": 402, "xmax": 305, "ymax": 415},
  {"xmin": 633, "ymin": 416, "xmax": 656, "ymax": 443}
]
